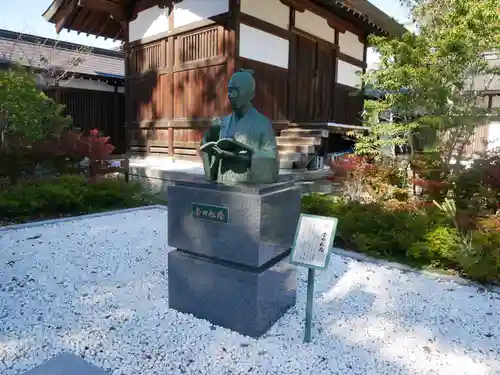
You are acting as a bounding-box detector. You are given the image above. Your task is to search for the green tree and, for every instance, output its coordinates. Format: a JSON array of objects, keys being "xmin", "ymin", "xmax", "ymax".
[
  {"xmin": 0, "ymin": 67, "xmax": 71, "ymax": 148},
  {"xmin": 355, "ymin": 0, "xmax": 500, "ymax": 175}
]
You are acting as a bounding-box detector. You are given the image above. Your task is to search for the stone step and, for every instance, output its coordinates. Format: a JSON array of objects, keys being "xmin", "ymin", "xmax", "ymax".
[
  {"xmin": 281, "ymin": 128, "xmax": 329, "ymax": 138},
  {"xmin": 278, "ymin": 144, "xmax": 316, "ymax": 153},
  {"xmin": 279, "ymin": 151, "xmax": 303, "ymax": 162},
  {"xmin": 276, "ymin": 136, "xmax": 322, "ymax": 146},
  {"xmin": 279, "ymin": 160, "xmax": 294, "ymax": 169},
  {"xmin": 297, "ymin": 180, "xmax": 334, "ymax": 195}
]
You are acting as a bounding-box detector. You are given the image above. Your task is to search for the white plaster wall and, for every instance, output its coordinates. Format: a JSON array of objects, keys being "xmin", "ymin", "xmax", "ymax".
[
  {"xmin": 476, "ymin": 96, "xmax": 490, "ymax": 109},
  {"xmin": 337, "ymin": 60, "xmax": 362, "ymax": 88},
  {"xmin": 339, "ymin": 30, "xmax": 364, "ymax": 61},
  {"xmin": 472, "ymin": 56, "xmax": 500, "ymax": 91},
  {"xmin": 487, "ymin": 122, "xmax": 500, "ymax": 150},
  {"xmin": 174, "ymin": 0, "xmax": 229, "ymax": 29},
  {"xmin": 295, "ymin": 10, "xmax": 335, "ymax": 45},
  {"xmin": 239, "ymin": 24, "xmax": 289, "ymax": 69},
  {"xmin": 59, "ymin": 78, "xmax": 124, "ymax": 93},
  {"xmin": 492, "ymin": 95, "xmax": 500, "ymax": 109},
  {"xmin": 241, "ymin": 0, "xmax": 289, "ymax": 30},
  {"xmin": 129, "ymin": 6, "xmax": 169, "ymax": 42}
]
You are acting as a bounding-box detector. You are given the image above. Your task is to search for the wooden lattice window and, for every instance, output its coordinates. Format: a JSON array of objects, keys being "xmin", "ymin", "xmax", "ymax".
[
  {"xmin": 179, "ymin": 26, "xmax": 223, "ymax": 64},
  {"xmin": 131, "ymin": 42, "xmax": 162, "ymax": 73}
]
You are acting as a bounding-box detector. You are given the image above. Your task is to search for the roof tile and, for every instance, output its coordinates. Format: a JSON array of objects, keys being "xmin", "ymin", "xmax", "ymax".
[{"xmin": 0, "ymin": 29, "xmax": 124, "ymax": 78}]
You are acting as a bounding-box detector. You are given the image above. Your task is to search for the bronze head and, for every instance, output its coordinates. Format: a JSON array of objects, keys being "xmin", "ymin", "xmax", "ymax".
[{"xmin": 228, "ymin": 69, "xmax": 255, "ymax": 111}]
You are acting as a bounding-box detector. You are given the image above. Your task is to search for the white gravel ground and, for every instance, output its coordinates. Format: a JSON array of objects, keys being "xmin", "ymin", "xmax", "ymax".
[{"xmin": 1, "ymin": 207, "xmax": 499, "ymax": 375}]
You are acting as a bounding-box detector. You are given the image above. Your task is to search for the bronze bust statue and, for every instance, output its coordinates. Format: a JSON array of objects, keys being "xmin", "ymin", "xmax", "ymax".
[{"xmin": 200, "ymin": 70, "xmax": 279, "ymax": 185}]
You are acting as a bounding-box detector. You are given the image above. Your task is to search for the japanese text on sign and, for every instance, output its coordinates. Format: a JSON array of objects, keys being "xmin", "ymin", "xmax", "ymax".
[
  {"xmin": 192, "ymin": 203, "xmax": 229, "ymax": 224},
  {"xmin": 290, "ymin": 214, "xmax": 338, "ymax": 269}
]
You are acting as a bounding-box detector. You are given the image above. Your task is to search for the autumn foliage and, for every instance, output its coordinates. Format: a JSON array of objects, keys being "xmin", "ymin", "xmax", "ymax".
[{"xmin": 0, "ymin": 128, "xmax": 116, "ymax": 185}]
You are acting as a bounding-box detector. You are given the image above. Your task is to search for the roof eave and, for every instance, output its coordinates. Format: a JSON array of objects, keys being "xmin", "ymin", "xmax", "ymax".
[
  {"xmin": 348, "ymin": 1, "xmax": 406, "ymax": 38},
  {"xmin": 42, "ymin": 0, "xmax": 65, "ymax": 22},
  {"xmin": 317, "ymin": 0, "xmax": 406, "ymax": 38},
  {"xmin": 42, "ymin": 0, "xmax": 127, "ymax": 41}
]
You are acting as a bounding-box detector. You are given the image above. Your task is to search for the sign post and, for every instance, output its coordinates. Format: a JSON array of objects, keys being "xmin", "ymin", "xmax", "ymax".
[{"xmin": 290, "ymin": 214, "xmax": 338, "ymax": 343}]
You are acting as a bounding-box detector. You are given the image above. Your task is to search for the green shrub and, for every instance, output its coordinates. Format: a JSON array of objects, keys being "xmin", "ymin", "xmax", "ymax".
[
  {"xmin": 0, "ymin": 175, "xmax": 151, "ymax": 222},
  {"xmin": 302, "ymin": 194, "xmax": 434, "ymax": 259},
  {"xmin": 301, "ymin": 194, "xmax": 500, "ymax": 283},
  {"xmin": 453, "ymin": 151, "xmax": 500, "ymax": 216},
  {"xmin": 462, "ymin": 230, "xmax": 500, "ymax": 283},
  {"xmin": 81, "ymin": 178, "xmax": 145, "ymax": 211},
  {"xmin": 301, "ymin": 193, "xmax": 338, "ymax": 216},
  {"xmin": 455, "ymin": 216, "xmax": 500, "ymax": 283},
  {"xmin": 339, "ymin": 201, "xmax": 431, "ymax": 259},
  {"xmin": 407, "ymin": 226, "xmax": 460, "ymax": 267}
]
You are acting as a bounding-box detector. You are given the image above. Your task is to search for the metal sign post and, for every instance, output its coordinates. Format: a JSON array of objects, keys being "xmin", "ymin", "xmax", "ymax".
[{"xmin": 290, "ymin": 214, "xmax": 338, "ymax": 344}]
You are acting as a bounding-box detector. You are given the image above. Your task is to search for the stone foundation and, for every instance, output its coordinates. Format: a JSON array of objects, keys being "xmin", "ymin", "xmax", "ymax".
[{"xmin": 167, "ymin": 175, "xmax": 301, "ymax": 337}]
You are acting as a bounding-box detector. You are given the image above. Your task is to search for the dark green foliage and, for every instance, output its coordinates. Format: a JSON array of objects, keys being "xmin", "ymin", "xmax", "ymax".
[
  {"xmin": 301, "ymin": 194, "xmax": 499, "ymax": 283},
  {"xmin": 303, "ymin": 194, "xmax": 432, "ymax": 258},
  {"xmin": 407, "ymin": 226, "xmax": 460, "ymax": 267},
  {"xmin": 0, "ymin": 175, "xmax": 157, "ymax": 223},
  {"xmin": 0, "ymin": 67, "xmax": 71, "ymax": 143},
  {"xmin": 465, "ymin": 230, "xmax": 500, "ymax": 283},
  {"xmin": 453, "ymin": 151, "xmax": 500, "ymax": 216}
]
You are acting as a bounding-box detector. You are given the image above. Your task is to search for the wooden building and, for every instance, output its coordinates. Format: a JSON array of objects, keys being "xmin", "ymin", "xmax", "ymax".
[
  {"xmin": 43, "ymin": 0, "xmax": 403, "ymax": 166},
  {"xmin": 0, "ymin": 28, "xmax": 127, "ymax": 153},
  {"xmin": 470, "ymin": 52, "xmax": 500, "ymax": 155}
]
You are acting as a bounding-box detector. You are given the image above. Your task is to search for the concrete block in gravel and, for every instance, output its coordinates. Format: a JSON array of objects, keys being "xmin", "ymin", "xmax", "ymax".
[{"xmin": 21, "ymin": 353, "xmax": 108, "ymax": 375}]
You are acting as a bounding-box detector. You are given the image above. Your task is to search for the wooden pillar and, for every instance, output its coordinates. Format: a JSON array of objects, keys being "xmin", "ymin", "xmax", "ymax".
[
  {"xmin": 287, "ymin": 6, "xmax": 297, "ymax": 121},
  {"xmin": 168, "ymin": 127, "xmax": 174, "ymax": 156},
  {"xmin": 362, "ymin": 36, "xmax": 368, "ymax": 74},
  {"xmin": 167, "ymin": 5, "xmax": 175, "ymax": 157},
  {"xmin": 331, "ymin": 30, "xmax": 340, "ymax": 123},
  {"xmin": 227, "ymin": 0, "xmax": 241, "ymax": 78},
  {"xmin": 113, "ymin": 85, "xmax": 121, "ymax": 153},
  {"xmin": 123, "ymin": 23, "xmax": 131, "ymax": 154},
  {"xmin": 54, "ymin": 83, "xmax": 61, "ymax": 104}
]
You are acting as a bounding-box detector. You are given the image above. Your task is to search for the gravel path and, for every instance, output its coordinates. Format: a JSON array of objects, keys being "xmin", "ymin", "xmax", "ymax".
[{"xmin": 1, "ymin": 207, "xmax": 499, "ymax": 375}]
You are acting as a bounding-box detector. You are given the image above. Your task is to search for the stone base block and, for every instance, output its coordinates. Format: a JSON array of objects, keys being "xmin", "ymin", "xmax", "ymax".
[
  {"xmin": 168, "ymin": 249, "xmax": 297, "ymax": 338},
  {"xmin": 22, "ymin": 353, "xmax": 107, "ymax": 375},
  {"xmin": 167, "ymin": 174, "xmax": 301, "ymax": 268}
]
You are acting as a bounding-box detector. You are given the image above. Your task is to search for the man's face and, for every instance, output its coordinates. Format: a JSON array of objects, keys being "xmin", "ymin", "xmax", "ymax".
[{"xmin": 228, "ymin": 77, "xmax": 250, "ymax": 110}]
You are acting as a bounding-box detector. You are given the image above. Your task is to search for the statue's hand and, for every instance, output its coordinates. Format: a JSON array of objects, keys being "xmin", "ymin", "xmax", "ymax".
[
  {"xmin": 212, "ymin": 145, "xmax": 235, "ymax": 158},
  {"xmin": 212, "ymin": 146, "xmax": 250, "ymax": 162}
]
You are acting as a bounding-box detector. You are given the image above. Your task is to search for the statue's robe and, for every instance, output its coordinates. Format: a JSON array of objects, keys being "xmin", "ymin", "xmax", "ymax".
[{"xmin": 201, "ymin": 105, "xmax": 279, "ymax": 184}]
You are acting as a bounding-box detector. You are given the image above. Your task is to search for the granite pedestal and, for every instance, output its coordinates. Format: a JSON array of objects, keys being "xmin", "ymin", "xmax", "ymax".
[{"xmin": 167, "ymin": 174, "xmax": 301, "ymax": 337}]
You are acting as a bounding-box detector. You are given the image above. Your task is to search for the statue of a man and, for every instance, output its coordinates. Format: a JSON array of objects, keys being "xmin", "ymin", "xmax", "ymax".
[{"xmin": 200, "ymin": 69, "xmax": 279, "ymax": 185}]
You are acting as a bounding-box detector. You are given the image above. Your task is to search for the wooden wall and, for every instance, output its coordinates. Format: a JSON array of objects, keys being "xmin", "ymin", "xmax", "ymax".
[
  {"xmin": 240, "ymin": 57, "xmax": 288, "ymax": 125},
  {"xmin": 238, "ymin": 1, "xmax": 366, "ymax": 129},
  {"xmin": 287, "ymin": 30, "xmax": 337, "ymax": 123},
  {"xmin": 126, "ymin": 18, "xmax": 235, "ymax": 156},
  {"xmin": 46, "ymin": 86, "xmax": 126, "ymax": 154},
  {"xmin": 332, "ymin": 84, "xmax": 364, "ymax": 126},
  {"xmin": 124, "ymin": 0, "xmax": 370, "ymax": 156}
]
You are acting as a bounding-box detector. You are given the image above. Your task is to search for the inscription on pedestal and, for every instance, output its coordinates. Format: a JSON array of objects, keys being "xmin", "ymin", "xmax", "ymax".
[{"xmin": 192, "ymin": 202, "xmax": 229, "ymax": 224}]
